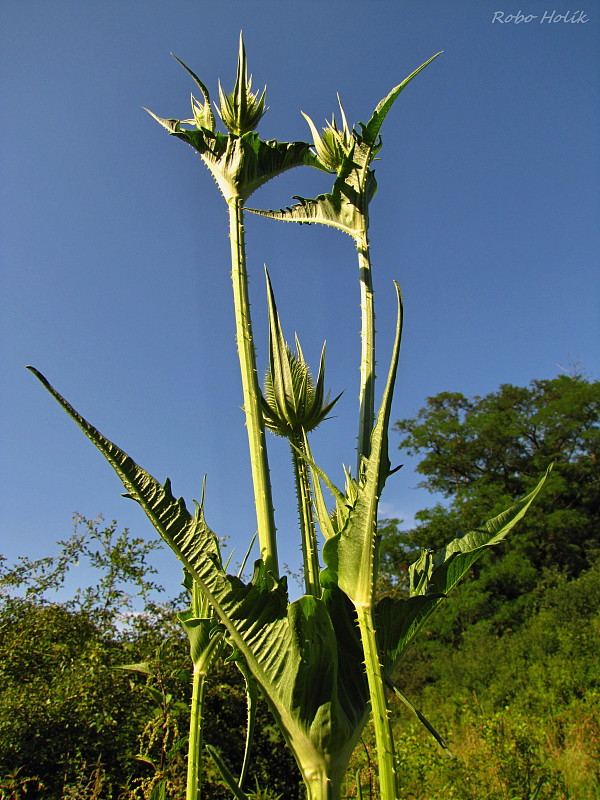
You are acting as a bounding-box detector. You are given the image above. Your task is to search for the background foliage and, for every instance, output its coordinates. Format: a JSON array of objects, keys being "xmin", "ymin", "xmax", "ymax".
[
  {"xmin": 1, "ymin": 374, "xmax": 597, "ymax": 799},
  {"xmin": 373, "ymin": 373, "xmax": 600, "ymax": 800}
]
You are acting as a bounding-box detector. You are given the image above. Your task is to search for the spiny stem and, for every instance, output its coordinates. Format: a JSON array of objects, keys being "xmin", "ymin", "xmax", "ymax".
[
  {"xmin": 355, "ymin": 605, "xmax": 398, "ymax": 800},
  {"xmin": 186, "ymin": 665, "xmax": 207, "ymax": 800},
  {"xmin": 303, "ymin": 773, "xmax": 342, "ymax": 800},
  {"xmin": 290, "ymin": 431, "xmax": 321, "ymax": 598},
  {"xmin": 186, "ymin": 579, "xmax": 210, "ymax": 800},
  {"xmin": 356, "ymin": 229, "xmax": 375, "ymax": 472},
  {"xmin": 228, "ymin": 197, "xmax": 279, "ymax": 579}
]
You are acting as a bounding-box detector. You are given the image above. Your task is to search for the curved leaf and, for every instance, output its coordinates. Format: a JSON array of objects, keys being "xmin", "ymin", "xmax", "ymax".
[
  {"xmin": 206, "ymin": 744, "xmax": 250, "ymax": 800},
  {"xmin": 375, "ymin": 467, "xmax": 551, "ymax": 672},
  {"xmin": 249, "ymin": 189, "xmax": 364, "ymax": 238},
  {"xmin": 28, "ymin": 367, "xmax": 370, "ymax": 787},
  {"xmin": 360, "ymin": 52, "xmax": 442, "ymax": 147},
  {"xmin": 321, "ymin": 283, "xmax": 403, "ymax": 608},
  {"xmin": 248, "ymin": 53, "xmax": 442, "ymax": 236},
  {"xmin": 146, "ymin": 112, "xmax": 318, "ymax": 202}
]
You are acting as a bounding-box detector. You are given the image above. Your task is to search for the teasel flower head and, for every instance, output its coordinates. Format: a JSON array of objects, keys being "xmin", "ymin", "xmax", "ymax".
[
  {"xmin": 217, "ymin": 32, "xmax": 267, "ymax": 135},
  {"xmin": 262, "ymin": 271, "xmax": 341, "ymax": 438},
  {"xmin": 190, "ymin": 92, "xmax": 215, "ymax": 131},
  {"xmin": 301, "ymin": 96, "xmax": 354, "ymax": 171},
  {"xmin": 167, "ymin": 54, "xmax": 216, "ymax": 132}
]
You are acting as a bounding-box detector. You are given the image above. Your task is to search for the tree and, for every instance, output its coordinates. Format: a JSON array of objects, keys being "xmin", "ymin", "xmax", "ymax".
[
  {"xmin": 0, "ymin": 517, "xmax": 302, "ymax": 799},
  {"xmin": 0, "ymin": 516, "xmax": 175, "ymax": 797},
  {"xmin": 0, "ymin": 513, "xmax": 166, "ymax": 632},
  {"xmin": 0, "ymin": 598, "xmax": 153, "ymax": 798}
]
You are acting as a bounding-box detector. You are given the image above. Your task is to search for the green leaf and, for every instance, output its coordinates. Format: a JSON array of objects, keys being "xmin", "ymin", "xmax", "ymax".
[
  {"xmin": 144, "ymin": 685, "xmax": 165, "ymax": 706},
  {"xmin": 309, "ymin": 464, "xmax": 336, "ymax": 542},
  {"xmin": 248, "ymin": 175, "xmax": 364, "ymax": 238},
  {"xmin": 375, "ymin": 467, "xmax": 552, "ymax": 671},
  {"xmin": 408, "ymin": 547, "xmax": 435, "ymax": 596},
  {"xmin": 321, "ymin": 283, "xmax": 403, "ymax": 608},
  {"xmin": 135, "ymin": 754, "xmax": 158, "ymax": 769},
  {"xmin": 171, "ymin": 54, "xmax": 215, "ymax": 132},
  {"xmin": 530, "ymin": 776, "xmax": 547, "ymax": 800},
  {"xmin": 148, "ymin": 779, "xmax": 167, "ymax": 800},
  {"xmin": 375, "ymin": 592, "xmax": 443, "ymax": 672},
  {"xmin": 385, "ymin": 677, "xmax": 453, "ymax": 756},
  {"xmin": 248, "ymin": 53, "xmax": 442, "ymax": 237},
  {"xmin": 206, "ymin": 744, "xmax": 250, "ymax": 800},
  {"xmin": 426, "ymin": 466, "xmax": 552, "ymax": 597},
  {"xmin": 115, "ymin": 661, "xmax": 153, "ymax": 676},
  {"xmin": 230, "ymin": 654, "xmax": 259, "ymax": 789},
  {"xmin": 146, "ymin": 112, "xmax": 318, "ymax": 202},
  {"xmin": 180, "ymin": 546, "xmax": 227, "ymax": 672},
  {"xmin": 360, "ymin": 52, "xmax": 442, "ymax": 147},
  {"xmin": 167, "ymin": 735, "xmax": 190, "ymax": 761},
  {"xmin": 28, "ymin": 366, "xmax": 371, "ymax": 789},
  {"xmin": 178, "ymin": 611, "xmax": 224, "ymax": 671},
  {"xmin": 355, "ymin": 769, "xmax": 364, "ymax": 800}
]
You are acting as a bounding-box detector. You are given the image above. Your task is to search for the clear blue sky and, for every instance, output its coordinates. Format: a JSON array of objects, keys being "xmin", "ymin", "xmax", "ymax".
[{"xmin": 1, "ymin": 1, "xmax": 599, "ymax": 600}]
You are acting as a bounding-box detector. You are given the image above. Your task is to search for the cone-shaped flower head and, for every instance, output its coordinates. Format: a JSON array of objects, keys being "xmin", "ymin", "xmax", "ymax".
[
  {"xmin": 262, "ymin": 271, "xmax": 341, "ymax": 438},
  {"xmin": 190, "ymin": 92, "xmax": 215, "ymax": 131},
  {"xmin": 302, "ymin": 96, "xmax": 354, "ymax": 172},
  {"xmin": 145, "ymin": 34, "xmax": 317, "ymax": 204},
  {"xmin": 217, "ymin": 32, "xmax": 267, "ymax": 135},
  {"xmin": 168, "ymin": 54, "xmax": 216, "ymax": 132}
]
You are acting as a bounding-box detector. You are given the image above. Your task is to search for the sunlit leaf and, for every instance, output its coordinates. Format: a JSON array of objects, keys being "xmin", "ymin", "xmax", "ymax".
[
  {"xmin": 248, "ymin": 53, "xmax": 442, "ymax": 236},
  {"xmin": 375, "ymin": 467, "xmax": 551, "ymax": 672},
  {"xmin": 321, "ymin": 283, "xmax": 403, "ymax": 608},
  {"xmin": 28, "ymin": 367, "xmax": 371, "ymax": 789}
]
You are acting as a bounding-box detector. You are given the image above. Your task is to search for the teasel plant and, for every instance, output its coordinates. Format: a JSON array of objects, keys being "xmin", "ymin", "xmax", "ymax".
[
  {"xmin": 145, "ymin": 33, "xmax": 320, "ymax": 580},
  {"xmin": 28, "ymin": 33, "xmax": 552, "ymax": 800},
  {"xmin": 248, "ymin": 53, "xmax": 446, "ymax": 797},
  {"xmin": 177, "ymin": 527, "xmax": 259, "ymax": 800},
  {"xmin": 261, "ymin": 269, "xmax": 342, "ymax": 598},
  {"xmin": 249, "ymin": 51, "xmax": 441, "ymax": 474}
]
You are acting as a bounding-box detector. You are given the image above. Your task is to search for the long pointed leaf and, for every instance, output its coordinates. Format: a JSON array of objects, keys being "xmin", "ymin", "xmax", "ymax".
[
  {"xmin": 206, "ymin": 745, "xmax": 250, "ymax": 800},
  {"xmin": 376, "ymin": 468, "xmax": 551, "ymax": 671},
  {"xmin": 230, "ymin": 653, "xmax": 259, "ymax": 789},
  {"xmin": 427, "ymin": 468, "xmax": 551, "ymax": 596},
  {"xmin": 385, "ymin": 676, "xmax": 453, "ymax": 756},
  {"xmin": 361, "ymin": 52, "xmax": 442, "ymax": 146},
  {"xmin": 28, "ymin": 367, "xmax": 369, "ymax": 783},
  {"xmin": 321, "ymin": 283, "xmax": 403, "ymax": 608}
]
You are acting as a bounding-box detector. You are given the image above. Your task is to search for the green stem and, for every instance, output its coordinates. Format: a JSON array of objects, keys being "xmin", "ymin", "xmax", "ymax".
[
  {"xmin": 185, "ymin": 579, "xmax": 222, "ymax": 800},
  {"xmin": 228, "ymin": 197, "xmax": 279, "ymax": 579},
  {"xmin": 186, "ymin": 665, "xmax": 207, "ymax": 800},
  {"xmin": 355, "ymin": 605, "xmax": 398, "ymax": 800},
  {"xmin": 290, "ymin": 431, "xmax": 321, "ymax": 598},
  {"xmin": 303, "ymin": 766, "xmax": 343, "ymax": 800},
  {"xmin": 356, "ymin": 229, "xmax": 375, "ymax": 472}
]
